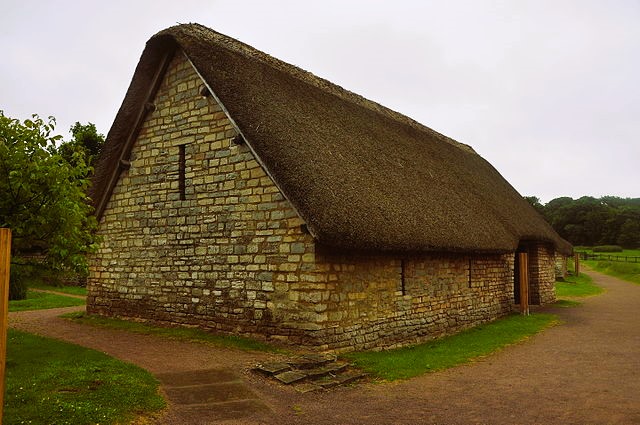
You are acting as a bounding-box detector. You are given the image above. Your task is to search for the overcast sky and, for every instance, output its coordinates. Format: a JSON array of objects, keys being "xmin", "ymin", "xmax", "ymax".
[{"xmin": 2, "ymin": 0, "xmax": 638, "ymax": 203}]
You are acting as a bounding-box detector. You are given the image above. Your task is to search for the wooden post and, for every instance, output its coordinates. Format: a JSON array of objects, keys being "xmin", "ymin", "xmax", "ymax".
[
  {"xmin": 518, "ymin": 252, "xmax": 529, "ymax": 316},
  {"xmin": 0, "ymin": 228, "xmax": 11, "ymax": 423},
  {"xmin": 574, "ymin": 254, "xmax": 580, "ymax": 276}
]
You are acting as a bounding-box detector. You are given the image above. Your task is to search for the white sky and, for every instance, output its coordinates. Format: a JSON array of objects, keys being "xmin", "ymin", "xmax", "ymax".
[{"xmin": 2, "ymin": 0, "xmax": 638, "ymax": 203}]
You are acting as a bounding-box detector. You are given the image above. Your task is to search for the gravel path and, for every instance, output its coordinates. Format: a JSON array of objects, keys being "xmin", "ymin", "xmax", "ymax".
[{"xmin": 9, "ymin": 268, "xmax": 640, "ymax": 424}]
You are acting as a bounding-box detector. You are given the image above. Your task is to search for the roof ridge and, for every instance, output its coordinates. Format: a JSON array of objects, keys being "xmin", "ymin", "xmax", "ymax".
[{"xmin": 168, "ymin": 23, "xmax": 476, "ymax": 154}]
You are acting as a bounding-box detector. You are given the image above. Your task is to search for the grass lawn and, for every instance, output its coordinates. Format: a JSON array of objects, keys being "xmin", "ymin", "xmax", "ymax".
[
  {"xmin": 9, "ymin": 290, "xmax": 85, "ymax": 312},
  {"xmin": 3, "ymin": 329, "xmax": 165, "ymax": 425},
  {"xmin": 555, "ymin": 273, "xmax": 603, "ymax": 298},
  {"xmin": 585, "ymin": 261, "xmax": 640, "ymax": 285},
  {"xmin": 343, "ymin": 313, "xmax": 557, "ymax": 381},
  {"xmin": 554, "ymin": 299, "xmax": 582, "ymax": 308},
  {"xmin": 571, "ymin": 247, "xmax": 640, "ymax": 286},
  {"xmin": 29, "ymin": 283, "xmax": 88, "ymax": 296},
  {"xmin": 63, "ymin": 312, "xmax": 283, "ymax": 353},
  {"xmin": 575, "ymin": 247, "xmax": 640, "ymax": 257}
]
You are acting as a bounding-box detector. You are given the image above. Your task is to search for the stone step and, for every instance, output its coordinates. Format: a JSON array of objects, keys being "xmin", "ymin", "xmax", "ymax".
[
  {"xmin": 253, "ymin": 362, "xmax": 292, "ymax": 376},
  {"xmin": 255, "ymin": 355, "xmax": 367, "ymax": 391},
  {"xmin": 315, "ymin": 371, "xmax": 368, "ymax": 389},
  {"xmin": 304, "ymin": 362, "xmax": 349, "ymax": 378},
  {"xmin": 274, "ymin": 370, "xmax": 307, "ymax": 384},
  {"xmin": 287, "ymin": 353, "xmax": 336, "ymax": 370}
]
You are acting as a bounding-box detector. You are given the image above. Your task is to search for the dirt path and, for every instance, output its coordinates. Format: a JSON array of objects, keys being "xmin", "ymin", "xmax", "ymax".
[
  {"xmin": 29, "ymin": 288, "xmax": 87, "ymax": 299},
  {"xmin": 9, "ymin": 269, "xmax": 640, "ymax": 424}
]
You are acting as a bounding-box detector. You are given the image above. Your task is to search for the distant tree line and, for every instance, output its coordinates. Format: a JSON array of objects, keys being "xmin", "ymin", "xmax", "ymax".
[{"xmin": 525, "ymin": 196, "xmax": 640, "ymax": 248}]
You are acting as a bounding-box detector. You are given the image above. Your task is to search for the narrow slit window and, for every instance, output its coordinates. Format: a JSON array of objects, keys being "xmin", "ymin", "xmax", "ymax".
[
  {"xmin": 468, "ymin": 257, "xmax": 472, "ymax": 288},
  {"xmin": 178, "ymin": 144, "xmax": 186, "ymax": 201},
  {"xmin": 400, "ymin": 259, "xmax": 406, "ymax": 296}
]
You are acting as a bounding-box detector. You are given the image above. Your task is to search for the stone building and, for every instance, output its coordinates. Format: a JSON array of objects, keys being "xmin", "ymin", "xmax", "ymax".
[{"xmin": 88, "ymin": 24, "xmax": 572, "ymax": 351}]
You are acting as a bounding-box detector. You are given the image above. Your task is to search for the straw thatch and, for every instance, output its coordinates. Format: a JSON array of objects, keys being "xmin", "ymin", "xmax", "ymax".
[{"xmin": 91, "ymin": 23, "xmax": 571, "ymax": 255}]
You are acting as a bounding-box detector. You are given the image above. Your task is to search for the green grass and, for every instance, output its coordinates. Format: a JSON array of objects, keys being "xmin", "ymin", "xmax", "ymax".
[
  {"xmin": 30, "ymin": 283, "xmax": 88, "ymax": 296},
  {"xmin": 554, "ymin": 299, "xmax": 582, "ymax": 308},
  {"xmin": 575, "ymin": 247, "xmax": 640, "ymax": 257},
  {"xmin": 572, "ymin": 247, "xmax": 640, "ymax": 285},
  {"xmin": 343, "ymin": 313, "xmax": 557, "ymax": 381},
  {"xmin": 555, "ymin": 273, "xmax": 603, "ymax": 298},
  {"xmin": 3, "ymin": 329, "xmax": 165, "ymax": 425},
  {"xmin": 585, "ymin": 260, "xmax": 640, "ymax": 285},
  {"xmin": 9, "ymin": 290, "xmax": 85, "ymax": 312},
  {"xmin": 63, "ymin": 312, "xmax": 283, "ymax": 353}
]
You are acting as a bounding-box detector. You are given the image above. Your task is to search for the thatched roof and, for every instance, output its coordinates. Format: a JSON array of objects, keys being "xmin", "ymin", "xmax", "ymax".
[{"xmin": 92, "ymin": 23, "xmax": 572, "ymax": 255}]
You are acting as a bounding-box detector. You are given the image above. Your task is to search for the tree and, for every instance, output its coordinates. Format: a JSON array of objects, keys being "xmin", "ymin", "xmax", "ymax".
[
  {"xmin": 0, "ymin": 112, "xmax": 98, "ymax": 299},
  {"xmin": 535, "ymin": 195, "xmax": 640, "ymax": 247},
  {"xmin": 524, "ymin": 196, "xmax": 545, "ymax": 216},
  {"xmin": 58, "ymin": 122, "xmax": 105, "ymax": 169},
  {"xmin": 617, "ymin": 219, "xmax": 640, "ymax": 248}
]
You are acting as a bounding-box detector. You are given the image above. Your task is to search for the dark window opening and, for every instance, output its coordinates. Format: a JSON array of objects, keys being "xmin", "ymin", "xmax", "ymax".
[
  {"xmin": 178, "ymin": 144, "xmax": 186, "ymax": 201},
  {"xmin": 400, "ymin": 259, "xmax": 406, "ymax": 296},
  {"xmin": 468, "ymin": 257, "xmax": 472, "ymax": 288}
]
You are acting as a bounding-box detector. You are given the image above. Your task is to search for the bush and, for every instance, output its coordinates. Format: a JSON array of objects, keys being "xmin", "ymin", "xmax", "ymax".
[
  {"xmin": 593, "ymin": 245, "xmax": 624, "ymax": 252},
  {"xmin": 8, "ymin": 261, "xmax": 62, "ymax": 300},
  {"xmin": 9, "ymin": 264, "xmax": 31, "ymax": 300}
]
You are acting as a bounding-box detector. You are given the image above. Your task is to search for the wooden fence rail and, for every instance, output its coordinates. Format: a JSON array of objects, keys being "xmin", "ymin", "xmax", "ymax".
[{"xmin": 578, "ymin": 252, "xmax": 640, "ymax": 263}]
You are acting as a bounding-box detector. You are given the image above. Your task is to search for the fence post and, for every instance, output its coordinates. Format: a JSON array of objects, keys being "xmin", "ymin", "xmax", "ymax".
[
  {"xmin": 0, "ymin": 228, "xmax": 11, "ymax": 424},
  {"xmin": 518, "ymin": 252, "xmax": 529, "ymax": 316},
  {"xmin": 574, "ymin": 254, "xmax": 580, "ymax": 276}
]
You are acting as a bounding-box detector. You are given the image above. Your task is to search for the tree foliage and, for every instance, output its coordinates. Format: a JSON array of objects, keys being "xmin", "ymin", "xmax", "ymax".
[
  {"xmin": 58, "ymin": 122, "xmax": 105, "ymax": 169},
  {"xmin": 0, "ymin": 112, "xmax": 98, "ymax": 297},
  {"xmin": 527, "ymin": 195, "xmax": 640, "ymax": 248}
]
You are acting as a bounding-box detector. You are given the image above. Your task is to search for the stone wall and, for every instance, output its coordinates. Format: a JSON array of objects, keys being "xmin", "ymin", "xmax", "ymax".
[
  {"xmin": 555, "ymin": 254, "xmax": 568, "ymax": 279},
  {"xmin": 89, "ymin": 50, "xmax": 520, "ymax": 352},
  {"xmin": 306, "ymin": 250, "xmax": 514, "ymax": 351},
  {"xmin": 88, "ymin": 51, "xmax": 322, "ymax": 340},
  {"xmin": 528, "ymin": 242, "xmax": 557, "ymax": 305}
]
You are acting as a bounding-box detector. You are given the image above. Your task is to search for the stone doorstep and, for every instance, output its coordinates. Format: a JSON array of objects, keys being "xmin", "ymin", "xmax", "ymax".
[
  {"xmin": 253, "ymin": 353, "xmax": 336, "ymax": 377},
  {"xmin": 290, "ymin": 353, "xmax": 337, "ymax": 370},
  {"xmin": 315, "ymin": 371, "xmax": 368, "ymax": 389},
  {"xmin": 274, "ymin": 370, "xmax": 308, "ymax": 385},
  {"xmin": 253, "ymin": 362, "xmax": 291, "ymax": 376},
  {"xmin": 254, "ymin": 355, "xmax": 367, "ymax": 392},
  {"xmin": 304, "ymin": 362, "xmax": 349, "ymax": 378},
  {"xmin": 273, "ymin": 362, "xmax": 350, "ymax": 384}
]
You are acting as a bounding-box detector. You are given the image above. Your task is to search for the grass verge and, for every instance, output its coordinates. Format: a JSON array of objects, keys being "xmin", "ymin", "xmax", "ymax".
[
  {"xmin": 30, "ymin": 283, "xmax": 88, "ymax": 296},
  {"xmin": 574, "ymin": 247, "xmax": 640, "ymax": 256},
  {"xmin": 3, "ymin": 329, "xmax": 165, "ymax": 425},
  {"xmin": 555, "ymin": 273, "xmax": 603, "ymax": 298},
  {"xmin": 9, "ymin": 290, "xmax": 85, "ymax": 312},
  {"xmin": 584, "ymin": 261, "xmax": 640, "ymax": 285},
  {"xmin": 554, "ymin": 299, "xmax": 582, "ymax": 308},
  {"xmin": 343, "ymin": 313, "xmax": 557, "ymax": 381},
  {"xmin": 63, "ymin": 312, "xmax": 283, "ymax": 353}
]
